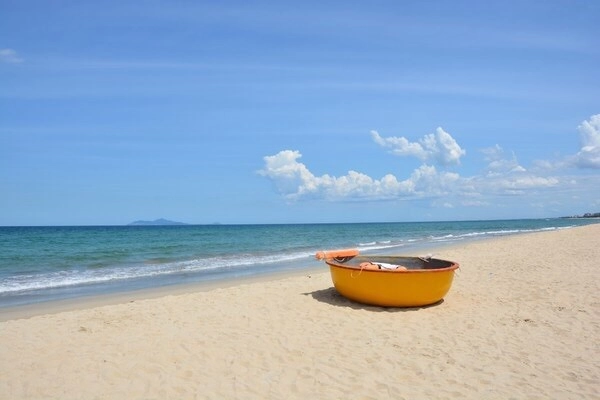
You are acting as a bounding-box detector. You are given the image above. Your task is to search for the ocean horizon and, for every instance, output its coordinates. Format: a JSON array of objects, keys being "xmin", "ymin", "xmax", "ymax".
[{"xmin": 1, "ymin": 218, "xmax": 598, "ymax": 308}]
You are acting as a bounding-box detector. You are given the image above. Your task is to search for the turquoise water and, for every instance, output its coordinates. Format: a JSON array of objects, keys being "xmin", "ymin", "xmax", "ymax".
[{"xmin": 0, "ymin": 219, "xmax": 597, "ymax": 307}]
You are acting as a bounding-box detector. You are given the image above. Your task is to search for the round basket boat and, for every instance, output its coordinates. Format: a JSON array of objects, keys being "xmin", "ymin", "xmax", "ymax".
[{"xmin": 316, "ymin": 250, "xmax": 459, "ymax": 307}]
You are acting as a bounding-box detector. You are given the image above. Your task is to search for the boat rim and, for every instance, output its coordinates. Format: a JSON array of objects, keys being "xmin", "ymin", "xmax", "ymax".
[{"xmin": 325, "ymin": 257, "xmax": 459, "ymax": 273}]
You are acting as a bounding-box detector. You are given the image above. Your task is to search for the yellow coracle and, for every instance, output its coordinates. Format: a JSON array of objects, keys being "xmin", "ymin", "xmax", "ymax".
[{"xmin": 318, "ymin": 251, "xmax": 459, "ymax": 307}]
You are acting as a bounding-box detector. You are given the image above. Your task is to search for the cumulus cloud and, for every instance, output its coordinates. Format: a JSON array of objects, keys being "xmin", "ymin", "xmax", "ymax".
[
  {"xmin": 475, "ymin": 145, "xmax": 559, "ymax": 195},
  {"xmin": 258, "ymin": 150, "xmax": 461, "ymax": 201},
  {"xmin": 0, "ymin": 48, "xmax": 23, "ymax": 63},
  {"xmin": 408, "ymin": 164, "xmax": 461, "ymax": 195},
  {"xmin": 573, "ymin": 114, "xmax": 600, "ymax": 168},
  {"xmin": 259, "ymin": 126, "xmax": 566, "ymax": 207},
  {"xmin": 481, "ymin": 145, "xmax": 526, "ymax": 175},
  {"xmin": 371, "ymin": 127, "xmax": 466, "ymax": 166}
]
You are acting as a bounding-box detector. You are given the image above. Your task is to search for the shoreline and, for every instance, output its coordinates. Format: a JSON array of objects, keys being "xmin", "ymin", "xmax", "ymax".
[
  {"xmin": 1, "ymin": 224, "xmax": 599, "ymax": 399},
  {"xmin": 0, "ymin": 265, "xmax": 325, "ymax": 322},
  {"xmin": 0, "ymin": 223, "xmax": 594, "ymax": 321},
  {"xmin": 0, "ymin": 232, "xmax": 510, "ymax": 321},
  {"xmin": 2, "ymin": 218, "xmax": 593, "ymax": 311}
]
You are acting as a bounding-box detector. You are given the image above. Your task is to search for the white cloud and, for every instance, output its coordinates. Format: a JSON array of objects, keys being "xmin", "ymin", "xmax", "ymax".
[
  {"xmin": 258, "ymin": 150, "xmax": 464, "ymax": 201},
  {"xmin": 408, "ymin": 164, "xmax": 461, "ymax": 195},
  {"xmin": 465, "ymin": 165, "xmax": 560, "ymax": 200},
  {"xmin": 573, "ymin": 114, "xmax": 600, "ymax": 169},
  {"xmin": 531, "ymin": 159, "xmax": 557, "ymax": 171},
  {"xmin": 258, "ymin": 150, "xmax": 414, "ymax": 200},
  {"xmin": 496, "ymin": 175, "xmax": 559, "ymax": 190},
  {"xmin": 371, "ymin": 127, "xmax": 466, "ymax": 166},
  {"xmin": 257, "ymin": 150, "xmax": 316, "ymax": 196},
  {"xmin": 0, "ymin": 48, "xmax": 23, "ymax": 63},
  {"xmin": 461, "ymin": 199, "xmax": 489, "ymax": 207},
  {"xmin": 481, "ymin": 145, "xmax": 526, "ymax": 175},
  {"xmin": 259, "ymin": 123, "xmax": 574, "ymax": 209}
]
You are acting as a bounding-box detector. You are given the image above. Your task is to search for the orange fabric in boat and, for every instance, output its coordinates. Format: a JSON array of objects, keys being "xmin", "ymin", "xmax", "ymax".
[{"xmin": 315, "ymin": 249, "xmax": 359, "ymax": 260}]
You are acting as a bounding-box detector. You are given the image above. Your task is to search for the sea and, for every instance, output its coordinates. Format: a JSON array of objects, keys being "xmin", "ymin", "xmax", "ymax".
[{"xmin": 1, "ymin": 219, "xmax": 597, "ymax": 308}]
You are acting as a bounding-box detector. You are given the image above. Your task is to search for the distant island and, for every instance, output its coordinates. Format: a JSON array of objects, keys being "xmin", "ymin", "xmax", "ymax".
[{"xmin": 128, "ymin": 218, "xmax": 188, "ymax": 226}]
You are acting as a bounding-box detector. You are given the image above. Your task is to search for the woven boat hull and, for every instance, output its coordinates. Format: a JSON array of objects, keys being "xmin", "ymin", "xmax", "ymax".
[{"xmin": 325, "ymin": 255, "xmax": 459, "ymax": 307}]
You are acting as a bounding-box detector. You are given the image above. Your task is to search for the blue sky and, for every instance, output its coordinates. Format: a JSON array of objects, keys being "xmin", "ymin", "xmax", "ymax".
[{"xmin": 1, "ymin": 0, "xmax": 599, "ymax": 225}]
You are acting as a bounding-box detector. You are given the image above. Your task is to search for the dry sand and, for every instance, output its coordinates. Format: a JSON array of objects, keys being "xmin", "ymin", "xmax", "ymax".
[{"xmin": 1, "ymin": 224, "xmax": 599, "ymax": 399}]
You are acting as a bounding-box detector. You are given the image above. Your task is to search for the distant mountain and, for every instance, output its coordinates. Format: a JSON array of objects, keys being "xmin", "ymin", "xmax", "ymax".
[{"xmin": 128, "ymin": 218, "xmax": 188, "ymax": 226}]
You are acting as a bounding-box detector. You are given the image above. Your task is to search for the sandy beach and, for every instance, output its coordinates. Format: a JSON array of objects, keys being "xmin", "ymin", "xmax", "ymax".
[{"xmin": 1, "ymin": 224, "xmax": 599, "ymax": 399}]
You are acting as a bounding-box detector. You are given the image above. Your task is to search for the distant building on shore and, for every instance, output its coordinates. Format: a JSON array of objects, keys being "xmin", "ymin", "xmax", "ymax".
[{"xmin": 562, "ymin": 212, "xmax": 600, "ymax": 219}]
